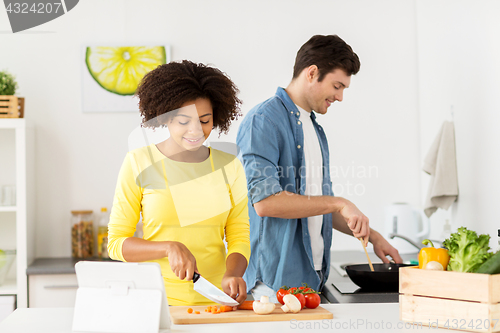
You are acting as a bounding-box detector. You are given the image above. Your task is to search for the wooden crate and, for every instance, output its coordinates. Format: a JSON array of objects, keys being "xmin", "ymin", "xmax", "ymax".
[
  {"xmin": 0, "ymin": 96, "xmax": 24, "ymax": 118},
  {"xmin": 399, "ymin": 266, "xmax": 500, "ymax": 332}
]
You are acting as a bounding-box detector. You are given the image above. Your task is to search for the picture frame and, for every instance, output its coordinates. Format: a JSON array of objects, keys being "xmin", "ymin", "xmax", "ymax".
[{"xmin": 81, "ymin": 44, "xmax": 171, "ymax": 113}]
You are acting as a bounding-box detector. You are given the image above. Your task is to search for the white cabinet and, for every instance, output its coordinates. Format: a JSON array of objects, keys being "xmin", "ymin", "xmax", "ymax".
[
  {"xmin": 0, "ymin": 295, "xmax": 15, "ymax": 323},
  {"xmin": 0, "ymin": 119, "xmax": 35, "ymax": 308},
  {"xmin": 28, "ymin": 274, "xmax": 78, "ymax": 308}
]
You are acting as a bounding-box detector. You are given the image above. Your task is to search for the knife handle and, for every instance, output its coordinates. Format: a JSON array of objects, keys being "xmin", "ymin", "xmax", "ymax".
[{"xmin": 193, "ymin": 272, "xmax": 200, "ymax": 283}]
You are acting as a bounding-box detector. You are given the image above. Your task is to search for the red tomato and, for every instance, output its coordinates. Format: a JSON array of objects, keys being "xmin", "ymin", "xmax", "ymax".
[
  {"xmin": 288, "ymin": 287, "xmax": 298, "ymax": 294},
  {"xmin": 294, "ymin": 293, "xmax": 306, "ymax": 309},
  {"xmin": 298, "ymin": 283, "xmax": 313, "ymax": 293},
  {"xmin": 304, "ymin": 293, "xmax": 321, "ymax": 309},
  {"xmin": 276, "ymin": 288, "xmax": 289, "ymax": 305}
]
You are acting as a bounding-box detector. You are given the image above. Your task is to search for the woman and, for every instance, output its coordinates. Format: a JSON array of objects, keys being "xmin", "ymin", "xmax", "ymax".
[{"xmin": 108, "ymin": 60, "xmax": 250, "ymax": 306}]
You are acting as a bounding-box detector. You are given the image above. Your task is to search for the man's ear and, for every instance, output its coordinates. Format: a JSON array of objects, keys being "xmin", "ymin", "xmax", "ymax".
[{"xmin": 305, "ymin": 65, "xmax": 319, "ymax": 83}]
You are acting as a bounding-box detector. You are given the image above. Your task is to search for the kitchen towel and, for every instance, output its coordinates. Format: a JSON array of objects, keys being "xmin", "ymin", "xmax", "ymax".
[{"xmin": 423, "ymin": 121, "xmax": 459, "ymax": 217}]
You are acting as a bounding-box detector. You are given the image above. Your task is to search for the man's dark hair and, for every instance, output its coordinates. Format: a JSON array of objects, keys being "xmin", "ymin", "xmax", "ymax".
[
  {"xmin": 293, "ymin": 35, "xmax": 360, "ymax": 81},
  {"xmin": 136, "ymin": 60, "xmax": 242, "ymax": 134}
]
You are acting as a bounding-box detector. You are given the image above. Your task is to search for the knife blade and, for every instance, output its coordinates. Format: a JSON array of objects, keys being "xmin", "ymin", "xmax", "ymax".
[{"xmin": 192, "ymin": 272, "xmax": 239, "ymax": 306}]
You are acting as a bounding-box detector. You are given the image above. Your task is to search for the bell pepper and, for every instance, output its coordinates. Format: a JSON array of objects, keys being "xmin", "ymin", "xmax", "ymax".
[{"xmin": 418, "ymin": 239, "xmax": 450, "ymax": 270}]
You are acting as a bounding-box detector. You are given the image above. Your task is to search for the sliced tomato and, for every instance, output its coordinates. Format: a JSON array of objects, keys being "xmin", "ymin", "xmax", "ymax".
[
  {"xmin": 304, "ymin": 293, "xmax": 321, "ymax": 309},
  {"xmin": 276, "ymin": 287, "xmax": 289, "ymax": 305}
]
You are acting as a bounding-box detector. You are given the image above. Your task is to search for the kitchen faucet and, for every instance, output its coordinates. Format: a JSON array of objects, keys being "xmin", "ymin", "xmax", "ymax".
[{"xmin": 388, "ymin": 233, "xmax": 443, "ymax": 250}]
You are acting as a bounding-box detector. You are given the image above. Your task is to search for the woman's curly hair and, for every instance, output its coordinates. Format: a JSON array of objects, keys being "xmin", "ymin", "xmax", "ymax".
[{"xmin": 135, "ymin": 60, "xmax": 242, "ymax": 135}]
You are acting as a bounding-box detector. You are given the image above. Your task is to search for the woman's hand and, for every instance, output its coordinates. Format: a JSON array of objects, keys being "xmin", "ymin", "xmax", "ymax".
[
  {"xmin": 221, "ymin": 274, "xmax": 247, "ymax": 304},
  {"xmin": 165, "ymin": 241, "xmax": 198, "ymax": 281}
]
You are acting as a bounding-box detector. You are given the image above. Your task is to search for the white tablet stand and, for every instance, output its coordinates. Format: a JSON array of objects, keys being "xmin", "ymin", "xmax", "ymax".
[{"xmin": 72, "ymin": 261, "xmax": 171, "ymax": 333}]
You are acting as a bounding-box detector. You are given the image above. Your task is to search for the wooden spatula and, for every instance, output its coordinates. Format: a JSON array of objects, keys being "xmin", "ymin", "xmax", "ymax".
[{"xmin": 360, "ymin": 238, "xmax": 374, "ymax": 271}]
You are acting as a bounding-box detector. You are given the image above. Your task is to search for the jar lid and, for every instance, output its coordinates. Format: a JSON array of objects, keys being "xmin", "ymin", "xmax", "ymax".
[{"xmin": 71, "ymin": 210, "xmax": 93, "ymax": 215}]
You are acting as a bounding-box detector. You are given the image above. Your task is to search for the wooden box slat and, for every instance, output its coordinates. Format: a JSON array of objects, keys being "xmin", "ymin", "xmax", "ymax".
[
  {"xmin": 400, "ymin": 295, "xmax": 500, "ymax": 333},
  {"xmin": 399, "ymin": 266, "xmax": 500, "ymax": 303},
  {"xmin": 0, "ymin": 96, "xmax": 24, "ymax": 118}
]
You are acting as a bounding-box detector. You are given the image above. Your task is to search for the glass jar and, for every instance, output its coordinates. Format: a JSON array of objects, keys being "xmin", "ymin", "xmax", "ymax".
[
  {"xmin": 71, "ymin": 210, "xmax": 94, "ymax": 259},
  {"xmin": 96, "ymin": 207, "xmax": 110, "ymax": 259}
]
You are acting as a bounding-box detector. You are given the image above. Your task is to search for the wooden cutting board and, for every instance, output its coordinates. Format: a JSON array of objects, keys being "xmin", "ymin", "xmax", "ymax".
[{"xmin": 169, "ymin": 305, "xmax": 333, "ymax": 324}]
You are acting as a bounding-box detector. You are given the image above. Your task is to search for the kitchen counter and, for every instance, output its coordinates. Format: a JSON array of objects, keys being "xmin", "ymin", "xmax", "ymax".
[
  {"xmin": 26, "ymin": 257, "xmax": 115, "ymax": 275},
  {"xmin": 323, "ymin": 251, "xmax": 418, "ymax": 304},
  {"xmin": 0, "ymin": 303, "xmax": 451, "ymax": 332}
]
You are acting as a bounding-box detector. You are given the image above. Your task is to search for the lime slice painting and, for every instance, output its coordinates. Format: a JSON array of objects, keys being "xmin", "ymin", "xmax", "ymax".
[{"xmin": 86, "ymin": 46, "xmax": 166, "ymax": 96}]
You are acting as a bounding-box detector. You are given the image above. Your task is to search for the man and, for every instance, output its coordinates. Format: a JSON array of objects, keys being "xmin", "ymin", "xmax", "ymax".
[{"xmin": 236, "ymin": 35, "xmax": 402, "ymax": 301}]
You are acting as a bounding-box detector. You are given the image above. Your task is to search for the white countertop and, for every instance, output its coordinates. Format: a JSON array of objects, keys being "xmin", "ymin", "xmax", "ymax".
[{"xmin": 0, "ymin": 303, "xmax": 451, "ymax": 333}]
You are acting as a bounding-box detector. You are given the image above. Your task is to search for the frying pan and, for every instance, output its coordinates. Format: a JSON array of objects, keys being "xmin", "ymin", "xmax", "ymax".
[{"xmin": 345, "ymin": 263, "xmax": 416, "ymax": 291}]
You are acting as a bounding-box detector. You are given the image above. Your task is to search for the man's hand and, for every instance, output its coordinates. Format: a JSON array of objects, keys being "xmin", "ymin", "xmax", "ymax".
[
  {"xmin": 165, "ymin": 241, "xmax": 198, "ymax": 281},
  {"xmin": 337, "ymin": 199, "xmax": 370, "ymax": 244},
  {"xmin": 370, "ymin": 230, "xmax": 403, "ymax": 263},
  {"xmin": 221, "ymin": 274, "xmax": 247, "ymax": 304}
]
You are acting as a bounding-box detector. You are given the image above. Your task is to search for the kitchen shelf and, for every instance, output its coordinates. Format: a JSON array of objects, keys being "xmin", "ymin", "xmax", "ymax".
[
  {"xmin": 0, "ymin": 118, "xmax": 24, "ymax": 129},
  {"xmin": 0, "ymin": 118, "xmax": 35, "ymax": 308},
  {"xmin": 0, "ymin": 279, "xmax": 17, "ymax": 295}
]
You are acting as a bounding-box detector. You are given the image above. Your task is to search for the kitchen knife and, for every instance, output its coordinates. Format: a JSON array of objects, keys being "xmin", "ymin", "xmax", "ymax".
[{"xmin": 192, "ymin": 272, "xmax": 239, "ymax": 306}]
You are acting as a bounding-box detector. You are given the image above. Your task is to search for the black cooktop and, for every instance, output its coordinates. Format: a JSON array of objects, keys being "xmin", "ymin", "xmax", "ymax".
[{"xmin": 329, "ymin": 279, "xmax": 397, "ymax": 294}]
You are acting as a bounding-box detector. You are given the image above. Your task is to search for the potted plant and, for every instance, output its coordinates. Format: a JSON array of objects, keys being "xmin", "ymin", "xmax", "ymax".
[{"xmin": 0, "ymin": 70, "xmax": 24, "ymax": 118}]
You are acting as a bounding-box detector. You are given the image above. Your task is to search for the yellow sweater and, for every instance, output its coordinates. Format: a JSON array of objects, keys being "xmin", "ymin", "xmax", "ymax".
[{"xmin": 108, "ymin": 144, "xmax": 250, "ymax": 306}]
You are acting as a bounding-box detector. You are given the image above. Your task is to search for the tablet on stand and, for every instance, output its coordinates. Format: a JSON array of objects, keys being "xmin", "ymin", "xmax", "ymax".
[{"xmin": 72, "ymin": 261, "xmax": 171, "ymax": 333}]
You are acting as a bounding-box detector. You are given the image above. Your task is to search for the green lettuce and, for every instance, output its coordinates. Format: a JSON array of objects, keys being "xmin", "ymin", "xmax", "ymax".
[{"xmin": 442, "ymin": 227, "xmax": 493, "ymax": 272}]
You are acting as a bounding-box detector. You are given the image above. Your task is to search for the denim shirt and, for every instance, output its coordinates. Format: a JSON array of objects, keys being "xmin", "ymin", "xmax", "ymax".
[{"xmin": 236, "ymin": 87, "xmax": 334, "ymax": 292}]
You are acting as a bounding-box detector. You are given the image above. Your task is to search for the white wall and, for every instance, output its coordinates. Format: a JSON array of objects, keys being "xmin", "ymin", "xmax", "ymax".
[
  {"xmin": 0, "ymin": 0, "xmax": 438, "ymax": 257},
  {"xmin": 417, "ymin": 0, "xmax": 500, "ymax": 250}
]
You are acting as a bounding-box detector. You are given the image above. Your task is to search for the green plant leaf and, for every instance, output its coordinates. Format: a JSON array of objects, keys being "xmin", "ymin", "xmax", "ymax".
[{"xmin": 0, "ymin": 70, "xmax": 19, "ymax": 95}]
